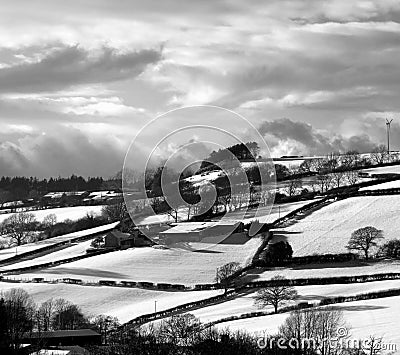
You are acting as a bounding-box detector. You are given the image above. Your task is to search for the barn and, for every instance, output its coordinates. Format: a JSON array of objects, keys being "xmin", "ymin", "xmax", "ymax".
[
  {"xmin": 104, "ymin": 230, "xmax": 151, "ymax": 249},
  {"xmin": 22, "ymin": 329, "xmax": 101, "ymax": 347},
  {"xmin": 159, "ymin": 221, "xmax": 244, "ymax": 243}
]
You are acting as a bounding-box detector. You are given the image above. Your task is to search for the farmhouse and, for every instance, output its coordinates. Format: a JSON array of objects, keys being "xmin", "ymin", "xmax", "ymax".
[
  {"xmin": 104, "ymin": 229, "xmax": 151, "ymax": 249},
  {"xmin": 159, "ymin": 221, "xmax": 244, "ymax": 243}
]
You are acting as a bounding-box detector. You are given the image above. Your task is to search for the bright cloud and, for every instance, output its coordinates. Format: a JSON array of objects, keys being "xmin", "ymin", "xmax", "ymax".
[{"xmin": 1, "ymin": 0, "xmax": 400, "ymax": 176}]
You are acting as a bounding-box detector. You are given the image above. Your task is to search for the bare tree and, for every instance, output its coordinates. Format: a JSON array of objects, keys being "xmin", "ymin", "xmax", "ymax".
[
  {"xmin": 332, "ymin": 170, "xmax": 346, "ymax": 188},
  {"xmin": 342, "ymin": 150, "xmax": 360, "ymax": 169},
  {"xmin": 215, "ymin": 262, "xmax": 241, "ymax": 294},
  {"xmin": 299, "ymin": 159, "xmax": 313, "ymax": 174},
  {"xmin": 325, "ymin": 152, "xmax": 341, "ymax": 172},
  {"xmin": 284, "ymin": 178, "xmax": 302, "ymax": 197},
  {"xmin": 363, "ymin": 335, "xmax": 383, "ymax": 355},
  {"xmin": 52, "ymin": 298, "xmax": 87, "ymax": 330},
  {"xmin": 254, "ymin": 275, "xmax": 298, "ymax": 313},
  {"xmin": 1, "ymin": 212, "xmax": 37, "ymax": 246},
  {"xmin": 371, "ymin": 145, "xmax": 388, "ymax": 165},
  {"xmin": 92, "ymin": 314, "xmax": 120, "ymax": 345},
  {"xmin": 347, "ymin": 226, "xmax": 384, "ymax": 260},
  {"xmin": 166, "ymin": 205, "xmax": 179, "ymax": 223},
  {"xmin": 316, "ymin": 174, "xmax": 333, "ymax": 193},
  {"xmin": 159, "ymin": 314, "xmax": 203, "ymax": 347},
  {"xmin": 218, "ymin": 191, "xmax": 232, "ymax": 212},
  {"xmin": 36, "ymin": 298, "xmax": 55, "ymax": 331},
  {"xmin": 279, "ymin": 307, "xmax": 347, "ymax": 355},
  {"xmin": 1, "ymin": 288, "xmax": 36, "ymax": 351},
  {"xmin": 345, "ymin": 169, "xmax": 359, "ymax": 186},
  {"xmin": 42, "ymin": 214, "xmax": 57, "ymax": 228},
  {"xmin": 102, "ymin": 198, "xmax": 127, "ymax": 222}
]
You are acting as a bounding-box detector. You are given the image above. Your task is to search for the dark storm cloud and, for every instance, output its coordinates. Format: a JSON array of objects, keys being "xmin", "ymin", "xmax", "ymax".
[
  {"xmin": 1, "ymin": 0, "xmax": 400, "ymax": 175},
  {"xmin": 259, "ymin": 118, "xmax": 377, "ymax": 155},
  {"xmin": 0, "ymin": 45, "xmax": 162, "ymax": 93},
  {"xmin": 0, "ymin": 126, "xmax": 126, "ymax": 178}
]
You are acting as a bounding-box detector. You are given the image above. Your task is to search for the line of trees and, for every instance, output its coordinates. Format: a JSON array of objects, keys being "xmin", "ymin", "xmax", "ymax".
[
  {"xmin": 199, "ymin": 142, "xmax": 260, "ymax": 172},
  {"xmin": 99, "ymin": 306, "xmax": 386, "ymax": 355},
  {"xmin": 0, "ymin": 210, "xmax": 109, "ymax": 249},
  {"xmin": 0, "ymin": 175, "xmax": 109, "ymax": 205},
  {"xmin": 347, "ymin": 227, "xmax": 400, "ymax": 260},
  {"xmin": 0, "ymin": 288, "xmax": 119, "ymax": 353}
]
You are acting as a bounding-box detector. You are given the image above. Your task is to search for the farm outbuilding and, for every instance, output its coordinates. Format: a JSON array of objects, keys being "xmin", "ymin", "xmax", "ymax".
[
  {"xmin": 104, "ymin": 229, "xmax": 151, "ymax": 249},
  {"xmin": 104, "ymin": 230, "xmax": 135, "ymax": 249},
  {"xmin": 159, "ymin": 221, "xmax": 244, "ymax": 243},
  {"xmin": 22, "ymin": 329, "xmax": 101, "ymax": 347}
]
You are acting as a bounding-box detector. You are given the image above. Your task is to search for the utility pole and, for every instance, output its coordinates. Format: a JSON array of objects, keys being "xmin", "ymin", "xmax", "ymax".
[
  {"xmin": 154, "ymin": 300, "xmax": 157, "ymax": 313},
  {"xmin": 386, "ymin": 119, "xmax": 393, "ymax": 155}
]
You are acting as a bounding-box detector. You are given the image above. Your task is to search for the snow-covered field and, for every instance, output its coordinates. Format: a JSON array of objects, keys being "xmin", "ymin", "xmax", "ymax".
[
  {"xmin": 14, "ymin": 236, "xmax": 262, "ymax": 285},
  {"xmin": 135, "ymin": 208, "xmax": 190, "ymax": 225},
  {"xmin": 0, "ymin": 222, "xmax": 118, "ymax": 262},
  {"xmin": 0, "ymin": 281, "xmax": 220, "ymax": 323},
  {"xmin": 187, "ymin": 280, "xmax": 400, "ymax": 324},
  {"xmin": 216, "ymin": 295, "xmax": 400, "ymax": 352},
  {"xmin": 361, "ymin": 164, "xmax": 400, "ymax": 175},
  {"xmin": 0, "ymin": 239, "xmax": 94, "ymax": 271},
  {"xmin": 272, "ymin": 196, "xmax": 400, "ymax": 257},
  {"xmin": 134, "ymin": 198, "xmax": 313, "ymax": 226},
  {"xmin": 0, "ymin": 205, "xmax": 105, "ymax": 224},
  {"xmin": 359, "ymin": 179, "xmax": 400, "ymax": 191},
  {"xmin": 186, "ymin": 171, "xmax": 223, "ymax": 186},
  {"xmin": 243, "ymin": 260, "xmax": 400, "ymax": 282},
  {"xmin": 216, "ymin": 199, "xmax": 319, "ymax": 224}
]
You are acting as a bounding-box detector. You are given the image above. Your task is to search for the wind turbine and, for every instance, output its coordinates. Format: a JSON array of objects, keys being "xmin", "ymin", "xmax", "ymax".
[{"xmin": 386, "ymin": 118, "xmax": 393, "ymax": 154}]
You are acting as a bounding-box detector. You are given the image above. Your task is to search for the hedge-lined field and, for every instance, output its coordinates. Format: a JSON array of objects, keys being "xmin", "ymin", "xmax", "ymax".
[
  {"xmin": 0, "ymin": 205, "xmax": 105, "ymax": 224},
  {"xmin": 272, "ymin": 195, "xmax": 400, "ymax": 257},
  {"xmin": 185, "ymin": 280, "xmax": 400, "ymax": 324},
  {"xmin": 0, "ymin": 281, "xmax": 220, "ymax": 323},
  {"xmin": 216, "ymin": 294, "xmax": 400, "ymax": 348},
  {"xmin": 245, "ymin": 260, "xmax": 400, "ymax": 283},
  {"xmin": 14, "ymin": 236, "xmax": 263, "ymax": 285}
]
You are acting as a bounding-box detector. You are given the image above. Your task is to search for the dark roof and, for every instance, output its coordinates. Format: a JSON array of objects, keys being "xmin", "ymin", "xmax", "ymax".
[{"xmin": 25, "ymin": 329, "xmax": 100, "ymax": 339}]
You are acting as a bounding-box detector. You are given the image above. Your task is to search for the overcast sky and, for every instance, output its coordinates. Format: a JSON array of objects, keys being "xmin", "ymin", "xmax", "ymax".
[{"xmin": 1, "ymin": 0, "xmax": 400, "ymax": 177}]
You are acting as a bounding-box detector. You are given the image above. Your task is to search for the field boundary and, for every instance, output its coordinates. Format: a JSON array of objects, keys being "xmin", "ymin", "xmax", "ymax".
[
  {"xmin": 204, "ymin": 287, "xmax": 400, "ymax": 328},
  {"xmin": 0, "ymin": 222, "xmax": 118, "ymax": 265},
  {"xmin": 112, "ymin": 272, "xmax": 400, "ymax": 329}
]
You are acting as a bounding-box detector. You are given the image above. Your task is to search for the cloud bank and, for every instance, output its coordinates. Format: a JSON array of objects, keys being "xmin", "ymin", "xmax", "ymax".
[{"xmin": 1, "ymin": 1, "xmax": 400, "ymax": 176}]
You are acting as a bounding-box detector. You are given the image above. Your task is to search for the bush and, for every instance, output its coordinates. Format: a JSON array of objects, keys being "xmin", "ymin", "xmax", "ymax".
[
  {"xmin": 137, "ymin": 282, "xmax": 154, "ymax": 288},
  {"xmin": 378, "ymin": 239, "xmax": 400, "ymax": 259},
  {"xmin": 120, "ymin": 281, "xmax": 136, "ymax": 287},
  {"xmin": 99, "ymin": 280, "xmax": 117, "ymax": 286},
  {"xmin": 157, "ymin": 283, "xmax": 172, "ymax": 290},
  {"xmin": 262, "ymin": 241, "xmax": 293, "ymax": 266}
]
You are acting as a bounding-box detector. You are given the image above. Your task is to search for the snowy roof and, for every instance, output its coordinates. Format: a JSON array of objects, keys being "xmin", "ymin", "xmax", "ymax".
[
  {"xmin": 31, "ymin": 350, "xmax": 70, "ymax": 355},
  {"xmin": 2, "ymin": 200, "xmax": 24, "ymax": 207},
  {"xmin": 161, "ymin": 221, "xmax": 241, "ymax": 234},
  {"xmin": 43, "ymin": 191, "xmax": 87, "ymax": 199},
  {"xmin": 88, "ymin": 191, "xmax": 122, "ymax": 200}
]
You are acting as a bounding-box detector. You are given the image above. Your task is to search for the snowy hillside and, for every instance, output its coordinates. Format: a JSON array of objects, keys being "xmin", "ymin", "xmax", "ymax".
[{"xmin": 272, "ymin": 196, "xmax": 400, "ymax": 257}]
